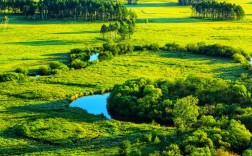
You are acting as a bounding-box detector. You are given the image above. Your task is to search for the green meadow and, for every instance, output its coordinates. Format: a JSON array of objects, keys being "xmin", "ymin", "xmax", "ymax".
[{"xmin": 0, "ymin": 0, "xmax": 252, "ymax": 155}]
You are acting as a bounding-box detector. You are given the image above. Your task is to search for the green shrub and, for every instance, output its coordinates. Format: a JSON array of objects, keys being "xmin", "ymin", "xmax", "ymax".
[
  {"xmin": 243, "ymin": 149, "xmax": 252, "ymax": 156},
  {"xmin": 233, "ymin": 53, "xmax": 247, "ymax": 63},
  {"xmin": 148, "ymin": 43, "xmax": 159, "ymax": 51},
  {"xmin": 164, "ymin": 42, "xmax": 184, "ymax": 51},
  {"xmin": 70, "ymin": 48, "xmax": 90, "ymax": 62},
  {"xmin": 15, "ymin": 67, "xmax": 29, "ymax": 75},
  {"xmin": 99, "ymin": 51, "xmax": 113, "ymax": 61},
  {"xmin": 0, "ymin": 73, "xmax": 25, "ymax": 82},
  {"xmin": 38, "ymin": 66, "xmax": 51, "ymax": 75},
  {"xmin": 49, "ymin": 61, "xmax": 68, "ymax": 71},
  {"xmin": 70, "ymin": 59, "xmax": 87, "ymax": 69}
]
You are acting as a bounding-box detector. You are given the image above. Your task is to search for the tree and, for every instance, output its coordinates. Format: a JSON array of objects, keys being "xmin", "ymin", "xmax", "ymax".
[
  {"xmin": 224, "ymin": 119, "xmax": 251, "ymax": 152},
  {"xmin": 2, "ymin": 16, "xmax": 9, "ymax": 28},
  {"xmin": 108, "ymin": 23, "xmax": 117, "ymax": 39},
  {"xmin": 117, "ymin": 22, "xmax": 128, "ymax": 40},
  {"xmin": 173, "ymin": 95, "xmax": 199, "ymax": 129},
  {"xmin": 100, "ymin": 24, "xmax": 108, "ymax": 39}
]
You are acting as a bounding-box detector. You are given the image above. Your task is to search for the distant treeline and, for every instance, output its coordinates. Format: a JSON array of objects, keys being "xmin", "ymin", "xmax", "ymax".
[
  {"xmin": 178, "ymin": 0, "xmax": 206, "ymax": 6},
  {"xmin": 0, "ymin": 0, "xmax": 135, "ymax": 21},
  {"xmin": 192, "ymin": 1, "xmax": 245, "ymax": 20}
]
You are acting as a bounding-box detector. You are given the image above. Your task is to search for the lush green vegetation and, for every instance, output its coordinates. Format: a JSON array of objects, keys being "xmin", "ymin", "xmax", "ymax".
[{"xmin": 0, "ymin": 0, "xmax": 252, "ymax": 155}]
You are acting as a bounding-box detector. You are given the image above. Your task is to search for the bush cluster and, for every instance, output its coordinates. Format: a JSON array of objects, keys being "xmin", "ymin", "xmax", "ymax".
[
  {"xmin": 0, "ymin": 72, "xmax": 25, "ymax": 82},
  {"xmin": 99, "ymin": 43, "xmax": 134, "ymax": 61},
  {"xmin": 69, "ymin": 48, "xmax": 91, "ymax": 69},
  {"xmin": 38, "ymin": 61, "xmax": 69, "ymax": 75}
]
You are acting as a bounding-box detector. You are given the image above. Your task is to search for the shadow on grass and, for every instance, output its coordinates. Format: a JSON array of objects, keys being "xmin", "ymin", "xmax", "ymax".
[
  {"xmin": 6, "ymin": 100, "xmax": 105, "ymax": 123},
  {"xmin": 51, "ymin": 30, "xmax": 99, "ymax": 35},
  {"xmin": 157, "ymin": 51, "xmax": 245, "ymax": 80},
  {"xmin": 44, "ymin": 81, "xmax": 97, "ymax": 88},
  {"xmin": 157, "ymin": 50, "xmax": 221, "ymax": 62},
  {"xmin": 211, "ymin": 66, "xmax": 246, "ymax": 80},
  {"xmin": 125, "ymin": 2, "xmax": 178, "ymax": 8},
  {"xmin": 7, "ymin": 40, "xmax": 82, "ymax": 46},
  {"xmin": 137, "ymin": 17, "xmax": 210, "ymax": 23}
]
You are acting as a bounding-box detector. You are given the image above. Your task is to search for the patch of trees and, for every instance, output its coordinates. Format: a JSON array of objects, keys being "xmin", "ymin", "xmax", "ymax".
[
  {"xmin": 38, "ymin": 61, "xmax": 69, "ymax": 75},
  {"xmin": 107, "ymin": 76, "xmax": 252, "ymax": 124},
  {"xmin": 178, "ymin": 0, "xmax": 206, "ymax": 6},
  {"xmin": 100, "ymin": 18, "xmax": 136, "ymax": 40},
  {"xmin": 69, "ymin": 48, "xmax": 94, "ymax": 69},
  {"xmin": 99, "ymin": 42, "xmax": 134, "ymax": 61},
  {"xmin": 146, "ymin": 118, "xmax": 251, "ymax": 155},
  {"xmin": 192, "ymin": 1, "xmax": 245, "ymax": 20},
  {"xmin": 108, "ymin": 77, "xmax": 252, "ymax": 154},
  {"xmin": 0, "ymin": 0, "xmax": 133, "ymax": 21}
]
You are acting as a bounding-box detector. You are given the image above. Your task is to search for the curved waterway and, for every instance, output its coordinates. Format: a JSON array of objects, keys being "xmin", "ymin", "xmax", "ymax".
[{"xmin": 70, "ymin": 93, "xmax": 111, "ymax": 119}]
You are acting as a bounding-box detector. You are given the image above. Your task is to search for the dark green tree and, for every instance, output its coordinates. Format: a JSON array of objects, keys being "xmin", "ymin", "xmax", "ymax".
[{"xmin": 100, "ymin": 24, "xmax": 108, "ymax": 39}]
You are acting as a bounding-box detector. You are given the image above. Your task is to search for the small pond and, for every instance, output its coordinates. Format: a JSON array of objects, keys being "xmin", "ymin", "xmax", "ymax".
[
  {"xmin": 89, "ymin": 53, "xmax": 99, "ymax": 61},
  {"xmin": 70, "ymin": 93, "xmax": 111, "ymax": 119}
]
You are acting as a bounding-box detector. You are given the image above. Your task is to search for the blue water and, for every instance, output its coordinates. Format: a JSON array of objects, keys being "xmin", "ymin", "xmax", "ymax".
[
  {"xmin": 70, "ymin": 93, "xmax": 111, "ymax": 119},
  {"xmin": 89, "ymin": 53, "xmax": 99, "ymax": 61}
]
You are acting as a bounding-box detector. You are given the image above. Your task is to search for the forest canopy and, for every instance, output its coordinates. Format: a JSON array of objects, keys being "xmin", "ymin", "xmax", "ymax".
[
  {"xmin": 107, "ymin": 77, "xmax": 252, "ymax": 154},
  {"xmin": 0, "ymin": 0, "xmax": 134, "ymax": 21},
  {"xmin": 107, "ymin": 77, "xmax": 252, "ymax": 124}
]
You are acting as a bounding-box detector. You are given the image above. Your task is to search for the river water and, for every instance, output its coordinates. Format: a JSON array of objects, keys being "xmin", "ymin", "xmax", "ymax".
[{"xmin": 70, "ymin": 93, "xmax": 111, "ymax": 119}]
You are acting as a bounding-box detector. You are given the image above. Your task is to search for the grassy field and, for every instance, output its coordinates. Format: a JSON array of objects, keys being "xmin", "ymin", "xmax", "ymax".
[{"xmin": 0, "ymin": 0, "xmax": 252, "ymax": 155}]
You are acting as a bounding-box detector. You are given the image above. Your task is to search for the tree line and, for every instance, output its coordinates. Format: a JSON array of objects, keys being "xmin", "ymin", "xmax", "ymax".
[
  {"xmin": 107, "ymin": 77, "xmax": 252, "ymax": 154},
  {"xmin": 191, "ymin": 1, "xmax": 245, "ymax": 20},
  {"xmin": 0, "ymin": 0, "xmax": 134, "ymax": 21}
]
